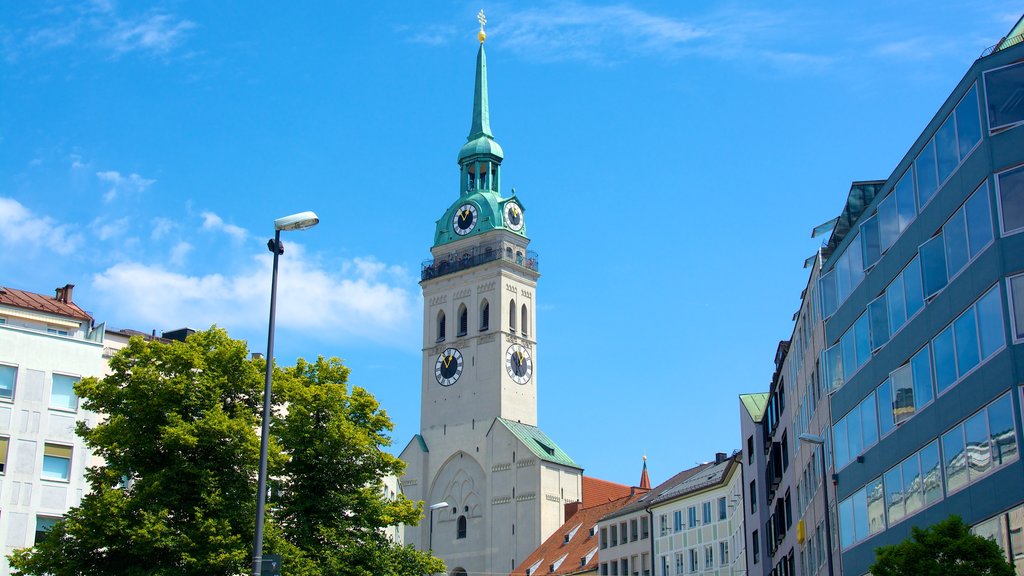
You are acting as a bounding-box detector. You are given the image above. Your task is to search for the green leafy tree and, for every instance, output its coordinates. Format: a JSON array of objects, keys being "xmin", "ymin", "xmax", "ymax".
[
  {"xmin": 870, "ymin": 515, "xmax": 1014, "ymax": 576},
  {"xmin": 8, "ymin": 328, "xmax": 441, "ymax": 576}
]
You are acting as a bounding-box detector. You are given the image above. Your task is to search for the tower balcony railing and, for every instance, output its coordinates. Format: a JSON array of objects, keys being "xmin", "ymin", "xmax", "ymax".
[{"xmin": 421, "ymin": 242, "xmax": 539, "ymax": 281}]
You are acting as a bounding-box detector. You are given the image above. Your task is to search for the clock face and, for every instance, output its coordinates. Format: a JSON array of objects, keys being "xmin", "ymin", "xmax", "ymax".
[
  {"xmin": 505, "ymin": 343, "xmax": 533, "ymax": 385},
  {"xmin": 504, "ymin": 202, "xmax": 524, "ymax": 231},
  {"xmin": 435, "ymin": 348, "xmax": 464, "ymax": 386},
  {"xmin": 453, "ymin": 204, "xmax": 478, "ymax": 236}
]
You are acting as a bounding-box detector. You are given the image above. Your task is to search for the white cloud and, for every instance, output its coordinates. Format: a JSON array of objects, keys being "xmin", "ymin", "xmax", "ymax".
[
  {"xmin": 90, "ymin": 216, "xmax": 130, "ymax": 240},
  {"xmin": 96, "ymin": 170, "xmax": 156, "ymax": 202},
  {"xmin": 0, "ymin": 197, "xmax": 83, "ymax": 256},
  {"xmin": 90, "ymin": 244, "xmax": 415, "ymax": 345},
  {"xmin": 151, "ymin": 217, "xmax": 176, "ymax": 240},
  {"xmin": 106, "ymin": 14, "xmax": 196, "ymax": 55},
  {"xmin": 169, "ymin": 241, "xmax": 193, "ymax": 266},
  {"xmin": 200, "ymin": 211, "xmax": 247, "ymax": 241}
]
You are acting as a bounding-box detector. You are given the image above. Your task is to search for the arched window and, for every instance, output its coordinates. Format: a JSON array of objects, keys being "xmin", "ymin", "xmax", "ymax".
[
  {"xmin": 437, "ymin": 310, "xmax": 446, "ymax": 342},
  {"xmin": 452, "ymin": 570, "xmax": 468, "ymax": 576},
  {"xmin": 457, "ymin": 515, "xmax": 467, "ymax": 539},
  {"xmin": 457, "ymin": 304, "xmax": 468, "ymax": 337},
  {"xmin": 480, "ymin": 299, "xmax": 490, "ymax": 331},
  {"xmin": 509, "ymin": 300, "xmax": 517, "ymax": 332},
  {"xmin": 505, "ymin": 247, "xmax": 513, "ymax": 260},
  {"xmin": 516, "ymin": 250, "xmax": 524, "ymax": 265},
  {"xmin": 521, "ymin": 304, "xmax": 529, "ymax": 337}
]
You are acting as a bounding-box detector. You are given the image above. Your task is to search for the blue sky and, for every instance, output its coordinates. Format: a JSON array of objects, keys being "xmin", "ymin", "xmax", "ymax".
[{"xmin": 1, "ymin": 1, "xmax": 1020, "ymax": 486}]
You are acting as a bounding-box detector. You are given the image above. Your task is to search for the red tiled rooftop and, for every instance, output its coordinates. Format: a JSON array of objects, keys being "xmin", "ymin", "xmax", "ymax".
[
  {"xmin": 0, "ymin": 285, "xmax": 92, "ymax": 322},
  {"xmin": 581, "ymin": 476, "xmax": 632, "ymax": 507}
]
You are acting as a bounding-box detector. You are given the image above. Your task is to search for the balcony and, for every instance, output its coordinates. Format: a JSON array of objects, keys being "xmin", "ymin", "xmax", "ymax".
[{"xmin": 421, "ymin": 242, "xmax": 539, "ymax": 281}]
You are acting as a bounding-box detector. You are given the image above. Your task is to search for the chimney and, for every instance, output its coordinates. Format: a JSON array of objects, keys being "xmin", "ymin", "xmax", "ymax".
[
  {"xmin": 54, "ymin": 284, "xmax": 75, "ymax": 304},
  {"xmin": 564, "ymin": 500, "xmax": 582, "ymax": 521},
  {"xmin": 715, "ymin": 452, "xmax": 728, "ymax": 464}
]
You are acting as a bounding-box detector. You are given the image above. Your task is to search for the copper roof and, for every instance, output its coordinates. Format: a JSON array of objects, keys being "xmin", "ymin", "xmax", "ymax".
[{"xmin": 0, "ymin": 285, "xmax": 92, "ymax": 322}]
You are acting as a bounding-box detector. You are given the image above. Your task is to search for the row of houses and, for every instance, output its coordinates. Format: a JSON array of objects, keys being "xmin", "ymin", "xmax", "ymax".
[{"xmin": 507, "ymin": 14, "xmax": 1024, "ymax": 576}]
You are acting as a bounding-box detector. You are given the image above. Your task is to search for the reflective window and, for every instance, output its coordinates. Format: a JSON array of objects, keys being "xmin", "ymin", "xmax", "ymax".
[
  {"xmin": 877, "ymin": 379, "xmax": 894, "ymax": 436},
  {"xmin": 933, "ymin": 326, "xmax": 957, "ymax": 392},
  {"xmin": 916, "ymin": 140, "xmax": 939, "ymax": 207},
  {"xmin": 965, "ymin": 183, "xmax": 993, "ymax": 257},
  {"xmin": 911, "ymin": 346, "xmax": 934, "ymax": 411},
  {"xmin": 42, "ymin": 444, "xmax": 72, "ymax": 481},
  {"xmin": 819, "ymin": 270, "xmax": 838, "ymax": 318},
  {"xmin": 834, "ymin": 418, "xmax": 849, "ymax": 470},
  {"xmin": 869, "ymin": 295, "xmax": 890, "ymax": 350},
  {"xmin": 985, "ymin": 62, "xmax": 1024, "ymax": 131},
  {"xmin": 904, "ymin": 256, "xmax": 925, "ymax": 318},
  {"xmin": 942, "ymin": 426, "xmax": 968, "ymax": 494},
  {"xmin": 997, "ymin": 164, "xmax": 1024, "ymax": 235},
  {"xmin": 932, "ymin": 285, "xmax": 1004, "ymax": 394},
  {"xmin": 1010, "ymin": 274, "xmax": 1024, "ymax": 341},
  {"xmin": 884, "ymin": 465, "xmax": 904, "ymax": 525},
  {"xmin": 0, "ymin": 364, "xmax": 15, "ymax": 400},
  {"xmin": 887, "ymin": 274, "xmax": 907, "ymax": 334},
  {"xmin": 861, "ymin": 215, "xmax": 881, "ymax": 268},
  {"xmin": 835, "ymin": 391, "xmax": 878, "ymax": 470},
  {"xmin": 953, "ymin": 308, "xmax": 981, "ymax": 376},
  {"xmin": 902, "ymin": 453, "xmax": 923, "ymax": 517},
  {"xmin": 50, "ymin": 374, "xmax": 79, "ymax": 412},
  {"xmin": 878, "ymin": 194, "xmax": 900, "ymax": 253},
  {"xmin": 920, "ymin": 235, "xmax": 948, "ymax": 297},
  {"xmin": 892, "ymin": 363, "xmax": 914, "ymax": 424},
  {"xmin": 853, "ymin": 488, "xmax": 869, "ymax": 543},
  {"xmin": 866, "ymin": 478, "xmax": 885, "ymax": 537},
  {"xmin": 955, "ymin": 85, "xmax": 982, "ymax": 155},
  {"xmin": 977, "ymin": 286, "xmax": 1005, "ymax": 358},
  {"xmin": 965, "ymin": 411, "xmax": 992, "ymax": 481},
  {"xmin": 936, "ymin": 114, "xmax": 959, "ymax": 183},
  {"xmin": 944, "ymin": 207, "xmax": 970, "ymax": 278},
  {"xmin": 920, "ymin": 441, "xmax": 942, "ymax": 506},
  {"xmin": 839, "ymin": 496, "xmax": 855, "ymax": 549},
  {"xmin": 988, "ymin": 394, "xmax": 1017, "ymax": 466}
]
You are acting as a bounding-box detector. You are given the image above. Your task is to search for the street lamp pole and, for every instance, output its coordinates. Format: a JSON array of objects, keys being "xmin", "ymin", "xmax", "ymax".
[
  {"xmin": 252, "ymin": 212, "xmax": 319, "ymax": 576},
  {"xmin": 799, "ymin": 433, "xmax": 835, "ymax": 576},
  {"xmin": 428, "ymin": 501, "xmax": 449, "ymax": 553}
]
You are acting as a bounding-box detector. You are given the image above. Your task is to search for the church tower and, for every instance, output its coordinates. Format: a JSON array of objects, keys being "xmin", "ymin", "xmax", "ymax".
[{"xmin": 400, "ymin": 13, "xmax": 583, "ymax": 576}]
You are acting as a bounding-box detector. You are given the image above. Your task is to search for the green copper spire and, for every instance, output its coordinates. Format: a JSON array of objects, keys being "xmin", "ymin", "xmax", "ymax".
[{"xmin": 468, "ymin": 43, "xmax": 492, "ymax": 140}]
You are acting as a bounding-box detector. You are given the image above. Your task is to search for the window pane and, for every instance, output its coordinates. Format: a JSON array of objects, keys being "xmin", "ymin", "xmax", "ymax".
[
  {"xmin": 896, "ymin": 169, "xmax": 917, "ymax": 232},
  {"xmin": 849, "ymin": 234, "xmax": 865, "ymax": 294},
  {"xmin": 869, "ymin": 296, "xmax": 890, "ymax": 350},
  {"xmin": 855, "ymin": 314, "xmax": 871, "ymax": 368},
  {"xmin": 861, "ymin": 392, "xmax": 878, "ymax": 450},
  {"xmin": 853, "ymin": 488, "xmax": 869, "ymax": 542},
  {"xmin": 911, "ymin": 346, "xmax": 934, "ymax": 409},
  {"xmin": 956, "ymin": 85, "xmax": 982, "ymax": 156},
  {"xmin": 988, "ymin": 394, "xmax": 1018, "ymax": 467},
  {"xmin": 862, "ymin": 215, "xmax": 881, "ymax": 268},
  {"xmin": 837, "ymin": 251, "xmax": 851, "ymax": 304},
  {"xmin": 944, "ymin": 208, "xmax": 970, "ymax": 278},
  {"xmin": 977, "ymin": 285, "xmax": 1005, "ymax": 358},
  {"xmin": 888, "ymin": 274, "xmax": 908, "ymax": 334},
  {"xmin": 848, "ymin": 405, "xmax": 864, "ymax": 459},
  {"xmin": 42, "ymin": 454, "xmax": 70, "ymax": 481},
  {"xmin": 884, "ymin": 466, "xmax": 904, "ymax": 524},
  {"xmin": 866, "ymin": 478, "xmax": 885, "ymax": 535},
  {"xmin": 942, "ymin": 426, "xmax": 967, "ymax": 493},
  {"xmin": 921, "ymin": 235, "xmax": 948, "ymax": 297},
  {"xmin": 916, "ymin": 140, "xmax": 939, "ymax": 207},
  {"xmin": 904, "ymin": 257, "xmax": 925, "ymax": 319},
  {"xmin": 50, "ymin": 375, "xmax": 78, "ymax": 411},
  {"xmin": 825, "ymin": 345, "xmax": 844, "ymax": 391},
  {"xmin": 953, "ymin": 308, "xmax": 980, "ymax": 377},
  {"xmin": 998, "ymin": 165, "xmax": 1024, "ymax": 235},
  {"xmin": 1012, "ymin": 275, "xmax": 1024, "ymax": 340},
  {"xmin": 935, "ymin": 114, "xmax": 959, "ymax": 183},
  {"xmin": 920, "ymin": 441, "xmax": 942, "ymax": 506},
  {"xmin": 985, "ymin": 62, "xmax": 1024, "ymax": 130},
  {"xmin": 834, "ymin": 418, "xmax": 850, "ymax": 469},
  {"xmin": 841, "ymin": 329, "xmax": 858, "ymax": 381},
  {"xmin": 0, "ymin": 365, "xmax": 15, "ymax": 400},
  {"xmin": 877, "ymin": 379, "xmax": 895, "ymax": 436},
  {"xmin": 965, "ymin": 183, "xmax": 993, "ymax": 257},
  {"xmin": 878, "ymin": 195, "xmax": 900, "ymax": 252},
  {"xmin": 892, "ymin": 364, "xmax": 915, "ymax": 424},
  {"xmin": 902, "ymin": 453, "xmax": 923, "ymax": 516},
  {"xmin": 934, "ymin": 326, "xmax": 957, "ymax": 392},
  {"xmin": 965, "ymin": 411, "xmax": 992, "ymax": 481}
]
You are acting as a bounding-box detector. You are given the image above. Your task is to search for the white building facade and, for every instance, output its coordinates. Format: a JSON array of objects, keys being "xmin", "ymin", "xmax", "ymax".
[{"xmin": 0, "ymin": 284, "xmax": 104, "ymax": 574}]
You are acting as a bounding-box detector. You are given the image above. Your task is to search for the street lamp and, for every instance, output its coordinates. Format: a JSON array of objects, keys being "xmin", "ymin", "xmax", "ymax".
[
  {"xmin": 252, "ymin": 211, "xmax": 320, "ymax": 576},
  {"xmin": 799, "ymin": 433, "xmax": 835, "ymax": 576},
  {"xmin": 428, "ymin": 501, "xmax": 450, "ymax": 552}
]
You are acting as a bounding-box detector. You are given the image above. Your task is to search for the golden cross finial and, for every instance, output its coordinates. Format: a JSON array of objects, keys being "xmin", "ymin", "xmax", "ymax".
[{"xmin": 477, "ymin": 9, "xmax": 487, "ymax": 43}]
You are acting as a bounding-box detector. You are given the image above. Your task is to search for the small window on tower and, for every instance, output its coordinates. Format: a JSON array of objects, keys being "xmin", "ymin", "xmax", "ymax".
[
  {"xmin": 521, "ymin": 304, "xmax": 529, "ymax": 338},
  {"xmin": 480, "ymin": 300, "xmax": 490, "ymax": 331},
  {"xmin": 509, "ymin": 300, "xmax": 517, "ymax": 332},
  {"xmin": 457, "ymin": 515, "xmax": 467, "ymax": 539},
  {"xmin": 437, "ymin": 310, "xmax": 446, "ymax": 343},
  {"xmin": 457, "ymin": 304, "xmax": 468, "ymax": 337}
]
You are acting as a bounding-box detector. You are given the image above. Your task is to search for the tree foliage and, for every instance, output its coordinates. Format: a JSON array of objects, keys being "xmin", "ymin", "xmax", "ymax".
[
  {"xmin": 8, "ymin": 328, "xmax": 442, "ymax": 576},
  {"xmin": 870, "ymin": 515, "xmax": 1014, "ymax": 576}
]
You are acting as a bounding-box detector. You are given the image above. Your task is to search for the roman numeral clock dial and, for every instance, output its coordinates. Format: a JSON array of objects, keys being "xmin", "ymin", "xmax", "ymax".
[
  {"xmin": 435, "ymin": 348, "xmax": 464, "ymax": 386},
  {"xmin": 453, "ymin": 203, "xmax": 478, "ymax": 236},
  {"xmin": 505, "ymin": 343, "xmax": 533, "ymax": 384}
]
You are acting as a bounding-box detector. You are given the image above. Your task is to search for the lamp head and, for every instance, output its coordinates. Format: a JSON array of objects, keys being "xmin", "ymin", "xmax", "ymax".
[
  {"xmin": 429, "ymin": 501, "xmax": 450, "ymax": 510},
  {"xmin": 274, "ymin": 211, "xmax": 320, "ymax": 231},
  {"xmin": 798, "ymin": 433, "xmax": 825, "ymax": 445}
]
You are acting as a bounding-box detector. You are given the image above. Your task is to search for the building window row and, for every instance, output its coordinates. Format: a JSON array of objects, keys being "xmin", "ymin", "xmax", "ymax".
[
  {"xmin": 838, "ymin": 391, "xmax": 1018, "ymax": 550},
  {"xmin": 822, "ymin": 182, "xmax": 994, "ymax": 392},
  {"xmin": 820, "ymin": 82, "xmax": 984, "ymax": 319},
  {"xmin": 0, "ymin": 365, "xmax": 81, "ymax": 412},
  {"xmin": 833, "ymin": 283, "xmax": 1006, "ymax": 471},
  {"xmin": 984, "ymin": 61, "xmax": 1024, "ymax": 133}
]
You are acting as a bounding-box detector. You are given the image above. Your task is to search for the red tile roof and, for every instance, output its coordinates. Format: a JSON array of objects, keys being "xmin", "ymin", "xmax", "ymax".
[
  {"xmin": 511, "ymin": 491, "xmax": 642, "ymax": 576},
  {"xmin": 581, "ymin": 476, "xmax": 632, "ymax": 507},
  {"xmin": 0, "ymin": 285, "xmax": 92, "ymax": 322}
]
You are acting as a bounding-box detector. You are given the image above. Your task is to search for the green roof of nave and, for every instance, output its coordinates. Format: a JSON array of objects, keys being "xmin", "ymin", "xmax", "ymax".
[
  {"xmin": 498, "ymin": 418, "xmax": 580, "ymax": 469},
  {"xmin": 432, "ymin": 41, "xmax": 529, "ymax": 249}
]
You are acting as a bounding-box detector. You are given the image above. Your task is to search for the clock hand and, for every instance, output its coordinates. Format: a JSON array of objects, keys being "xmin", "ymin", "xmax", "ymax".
[{"xmin": 443, "ymin": 355, "xmax": 453, "ymax": 368}]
